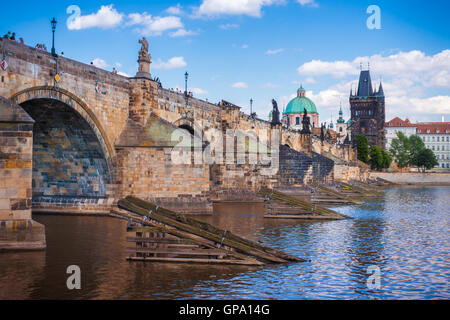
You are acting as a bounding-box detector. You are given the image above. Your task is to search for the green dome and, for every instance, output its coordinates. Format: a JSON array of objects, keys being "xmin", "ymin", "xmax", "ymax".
[{"xmin": 284, "ymin": 96, "xmax": 317, "ymax": 114}]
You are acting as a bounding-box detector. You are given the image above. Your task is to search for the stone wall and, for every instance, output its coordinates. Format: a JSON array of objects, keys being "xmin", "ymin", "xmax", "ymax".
[
  {"xmin": 279, "ymin": 145, "xmax": 334, "ymax": 186},
  {"xmin": 370, "ymin": 172, "xmax": 450, "ymax": 185},
  {"xmin": 0, "ymin": 121, "xmax": 33, "ymax": 221},
  {"xmin": 334, "ymin": 164, "xmax": 369, "ymax": 182},
  {"xmin": 0, "ymin": 38, "xmax": 130, "ymax": 156},
  {"xmin": 116, "ymin": 146, "xmax": 212, "ymax": 214},
  {"xmin": 0, "ymin": 97, "xmax": 45, "ymax": 250}
]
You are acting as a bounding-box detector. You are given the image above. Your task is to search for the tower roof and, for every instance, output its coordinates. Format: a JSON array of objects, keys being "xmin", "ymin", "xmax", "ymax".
[{"xmin": 356, "ymin": 70, "xmax": 374, "ymax": 97}]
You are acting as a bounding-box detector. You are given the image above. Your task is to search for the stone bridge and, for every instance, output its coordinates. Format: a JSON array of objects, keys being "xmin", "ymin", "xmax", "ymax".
[{"xmin": 0, "ymin": 38, "xmax": 359, "ymax": 249}]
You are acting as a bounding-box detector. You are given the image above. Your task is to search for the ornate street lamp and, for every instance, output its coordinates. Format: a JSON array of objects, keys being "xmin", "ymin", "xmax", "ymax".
[
  {"xmin": 250, "ymin": 98, "xmax": 253, "ymax": 116},
  {"xmin": 51, "ymin": 17, "xmax": 57, "ymax": 56},
  {"xmin": 184, "ymin": 71, "xmax": 189, "ymax": 114}
]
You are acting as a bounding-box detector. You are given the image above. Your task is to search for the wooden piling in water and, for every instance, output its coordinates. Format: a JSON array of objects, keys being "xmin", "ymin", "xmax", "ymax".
[{"xmin": 114, "ymin": 197, "xmax": 305, "ymax": 265}]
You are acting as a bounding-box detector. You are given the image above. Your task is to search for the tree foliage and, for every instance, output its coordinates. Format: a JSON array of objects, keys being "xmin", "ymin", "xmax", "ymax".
[
  {"xmin": 409, "ymin": 135, "xmax": 426, "ymax": 166},
  {"xmin": 416, "ymin": 149, "xmax": 438, "ymax": 172},
  {"xmin": 369, "ymin": 145, "xmax": 383, "ymax": 171},
  {"xmin": 389, "ymin": 132, "xmax": 411, "ymax": 169},
  {"xmin": 356, "ymin": 134, "xmax": 369, "ymax": 164},
  {"xmin": 381, "ymin": 150, "xmax": 393, "ymax": 169}
]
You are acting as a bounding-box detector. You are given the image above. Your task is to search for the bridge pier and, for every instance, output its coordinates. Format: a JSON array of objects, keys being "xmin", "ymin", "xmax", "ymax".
[{"xmin": 0, "ymin": 97, "xmax": 45, "ymax": 250}]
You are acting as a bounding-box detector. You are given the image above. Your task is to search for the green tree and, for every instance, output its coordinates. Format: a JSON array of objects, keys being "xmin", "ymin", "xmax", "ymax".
[
  {"xmin": 409, "ymin": 135, "xmax": 426, "ymax": 166},
  {"xmin": 369, "ymin": 145, "xmax": 383, "ymax": 171},
  {"xmin": 382, "ymin": 150, "xmax": 393, "ymax": 169},
  {"xmin": 416, "ymin": 149, "xmax": 438, "ymax": 172},
  {"xmin": 389, "ymin": 131, "xmax": 411, "ymax": 169},
  {"xmin": 356, "ymin": 134, "xmax": 369, "ymax": 164}
]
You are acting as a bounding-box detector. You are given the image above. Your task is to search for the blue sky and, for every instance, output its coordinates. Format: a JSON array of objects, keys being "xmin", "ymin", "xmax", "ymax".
[{"xmin": 2, "ymin": 0, "xmax": 449, "ymax": 123}]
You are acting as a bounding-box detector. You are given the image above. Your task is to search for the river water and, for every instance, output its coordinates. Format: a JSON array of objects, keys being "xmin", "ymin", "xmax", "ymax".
[{"xmin": 0, "ymin": 187, "xmax": 448, "ymax": 300}]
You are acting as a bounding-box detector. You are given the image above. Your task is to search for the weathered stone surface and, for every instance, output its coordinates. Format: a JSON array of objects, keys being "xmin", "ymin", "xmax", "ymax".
[{"xmin": 0, "ymin": 37, "xmax": 363, "ymax": 218}]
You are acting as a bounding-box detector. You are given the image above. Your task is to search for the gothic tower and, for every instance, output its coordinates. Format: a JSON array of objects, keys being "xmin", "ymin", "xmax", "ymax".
[{"xmin": 349, "ymin": 68, "xmax": 386, "ymax": 149}]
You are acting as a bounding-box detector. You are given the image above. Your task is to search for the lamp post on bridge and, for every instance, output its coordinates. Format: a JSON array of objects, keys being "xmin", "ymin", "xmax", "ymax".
[
  {"xmin": 250, "ymin": 98, "xmax": 253, "ymax": 117},
  {"xmin": 184, "ymin": 71, "xmax": 189, "ymax": 116},
  {"xmin": 51, "ymin": 17, "xmax": 57, "ymax": 56}
]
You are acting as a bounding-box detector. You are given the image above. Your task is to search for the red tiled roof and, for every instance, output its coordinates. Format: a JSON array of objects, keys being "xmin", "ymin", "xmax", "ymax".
[
  {"xmin": 416, "ymin": 122, "xmax": 450, "ymax": 134},
  {"xmin": 385, "ymin": 117, "xmax": 416, "ymax": 127}
]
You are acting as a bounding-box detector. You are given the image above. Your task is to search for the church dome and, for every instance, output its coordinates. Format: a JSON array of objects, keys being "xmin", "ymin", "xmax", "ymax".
[{"xmin": 284, "ymin": 86, "xmax": 318, "ymax": 114}]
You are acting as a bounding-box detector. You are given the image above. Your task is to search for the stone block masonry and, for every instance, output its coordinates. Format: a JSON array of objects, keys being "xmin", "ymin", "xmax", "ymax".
[{"xmin": 0, "ymin": 96, "xmax": 45, "ymax": 250}]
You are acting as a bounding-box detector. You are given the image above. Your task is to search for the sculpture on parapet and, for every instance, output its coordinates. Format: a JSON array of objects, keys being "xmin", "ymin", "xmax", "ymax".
[
  {"xmin": 139, "ymin": 37, "xmax": 150, "ymax": 59},
  {"xmin": 136, "ymin": 37, "xmax": 152, "ymax": 79},
  {"xmin": 271, "ymin": 99, "xmax": 281, "ymax": 125},
  {"xmin": 301, "ymin": 108, "xmax": 311, "ymax": 134},
  {"xmin": 320, "ymin": 123, "xmax": 325, "ymax": 142}
]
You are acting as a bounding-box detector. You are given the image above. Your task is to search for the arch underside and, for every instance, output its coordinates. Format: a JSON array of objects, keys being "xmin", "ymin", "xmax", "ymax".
[{"xmin": 20, "ymin": 98, "xmax": 112, "ymax": 205}]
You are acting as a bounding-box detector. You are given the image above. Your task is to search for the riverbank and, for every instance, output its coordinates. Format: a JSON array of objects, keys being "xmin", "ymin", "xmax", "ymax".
[{"xmin": 371, "ymin": 172, "xmax": 450, "ymax": 186}]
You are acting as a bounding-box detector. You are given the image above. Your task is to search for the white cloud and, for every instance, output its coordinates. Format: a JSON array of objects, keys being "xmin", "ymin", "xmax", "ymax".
[
  {"xmin": 191, "ymin": 88, "xmax": 208, "ymax": 95},
  {"xmin": 266, "ymin": 48, "xmax": 284, "ymax": 55},
  {"xmin": 92, "ymin": 58, "xmax": 108, "ymax": 69},
  {"xmin": 166, "ymin": 4, "xmax": 183, "ymax": 15},
  {"xmin": 242, "ymin": 44, "xmax": 249, "ymax": 49},
  {"xmin": 127, "ymin": 12, "xmax": 183, "ymax": 36},
  {"xmin": 297, "ymin": 0, "xmax": 318, "ymax": 7},
  {"xmin": 196, "ymin": 0, "xmax": 283, "ymax": 18},
  {"xmin": 298, "ymin": 50, "xmax": 450, "ymax": 89},
  {"xmin": 298, "ymin": 60, "xmax": 357, "ymax": 78},
  {"xmin": 153, "ymin": 57, "xmax": 187, "ymax": 70},
  {"xmin": 219, "ymin": 23, "xmax": 239, "ymax": 29},
  {"xmin": 169, "ymin": 29, "xmax": 198, "ymax": 37},
  {"xmin": 232, "ymin": 82, "xmax": 248, "ymax": 88},
  {"xmin": 117, "ymin": 71, "xmax": 130, "ymax": 77},
  {"xmin": 67, "ymin": 5, "xmax": 123, "ymax": 30}
]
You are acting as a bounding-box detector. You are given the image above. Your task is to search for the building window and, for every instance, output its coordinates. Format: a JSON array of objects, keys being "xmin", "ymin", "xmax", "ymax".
[
  {"xmin": 447, "ymin": 137, "xmax": 449, "ymax": 142},
  {"xmin": 432, "ymin": 146, "xmax": 435, "ymax": 150},
  {"xmin": 442, "ymin": 164, "xmax": 445, "ymax": 168},
  {"xmin": 437, "ymin": 137, "xmax": 440, "ymax": 142},
  {"xmin": 296, "ymin": 117, "xmax": 300, "ymax": 125},
  {"xmin": 427, "ymin": 130, "xmax": 430, "ymax": 133},
  {"xmin": 437, "ymin": 130, "xmax": 440, "ymax": 134},
  {"xmin": 339, "ymin": 127, "xmax": 343, "ymax": 132},
  {"xmin": 432, "ymin": 137, "xmax": 435, "ymax": 142}
]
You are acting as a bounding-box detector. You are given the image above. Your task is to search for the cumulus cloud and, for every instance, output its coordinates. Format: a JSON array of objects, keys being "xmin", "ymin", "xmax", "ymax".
[
  {"xmin": 152, "ymin": 57, "xmax": 187, "ymax": 70},
  {"xmin": 232, "ymin": 82, "xmax": 248, "ymax": 88},
  {"xmin": 67, "ymin": 5, "xmax": 123, "ymax": 30},
  {"xmin": 265, "ymin": 48, "xmax": 284, "ymax": 55},
  {"xmin": 298, "ymin": 50, "xmax": 450, "ymax": 88},
  {"xmin": 191, "ymin": 88, "xmax": 208, "ymax": 95},
  {"xmin": 92, "ymin": 58, "xmax": 108, "ymax": 69},
  {"xmin": 297, "ymin": 0, "xmax": 319, "ymax": 7},
  {"xmin": 127, "ymin": 12, "xmax": 183, "ymax": 36},
  {"xmin": 196, "ymin": 0, "xmax": 283, "ymax": 18},
  {"xmin": 166, "ymin": 4, "xmax": 183, "ymax": 15},
  {"xmin": 169, "ymin": 29, "xmax": 198, "ymax": 37}
]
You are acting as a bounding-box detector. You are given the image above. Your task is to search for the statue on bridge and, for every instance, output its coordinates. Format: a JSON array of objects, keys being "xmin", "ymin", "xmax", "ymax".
[
  {"xmin": 136, "ymin": 38, "xmax": 152, "ymax": 79},
  {"xmin": 139, "ymin": 37, "xmax": 150, "ymax": 60},
  {"xmin": 271, "ymin": 99, "xmax": 281, "ymax": 126},
  {"xmin": 301, "ymin": 108, "xmax": 311, "ymax": 134}
]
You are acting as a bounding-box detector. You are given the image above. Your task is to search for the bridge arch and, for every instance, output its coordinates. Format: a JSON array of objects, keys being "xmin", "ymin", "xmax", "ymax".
[
  {"xmin": 11, "ymin": 86, "xmax": 114, "ymax": 163},
  {"xmin": 173, "ymin": 117, "xmax": 207, "ymax": 142},
  {"xmin": 11, "ymin": 86, "xmax": 114, "ymax": 203}
]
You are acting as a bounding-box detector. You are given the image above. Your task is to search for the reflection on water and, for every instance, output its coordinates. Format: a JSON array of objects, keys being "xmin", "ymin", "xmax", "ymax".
[{"xmin": 0, "ymin": 187, "xmax": 448, "ymax": 300}]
